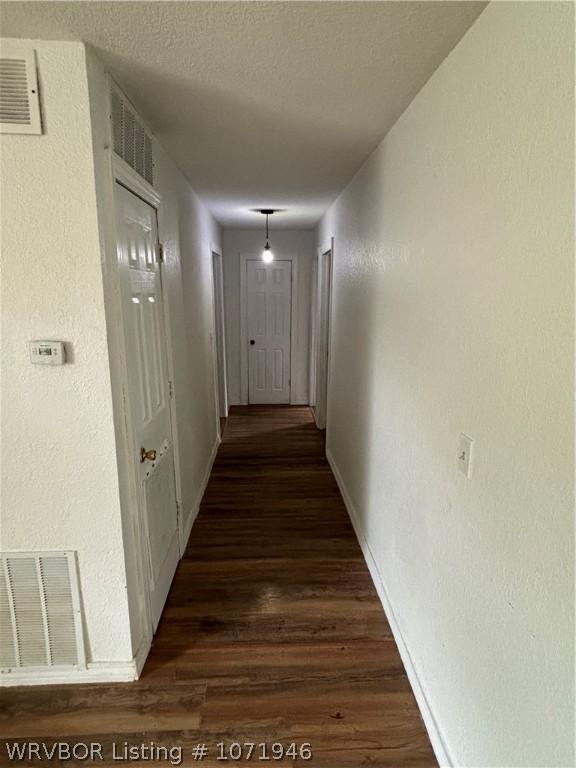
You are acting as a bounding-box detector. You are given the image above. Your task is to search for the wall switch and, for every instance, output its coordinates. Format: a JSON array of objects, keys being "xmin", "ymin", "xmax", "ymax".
[
  {"xmin": 29, "ymin": 340, "xmax": 66, "ymax": 365},
  {"xmin": 458, "ymin": 433, "xmax": 474, "ymax": 477}
]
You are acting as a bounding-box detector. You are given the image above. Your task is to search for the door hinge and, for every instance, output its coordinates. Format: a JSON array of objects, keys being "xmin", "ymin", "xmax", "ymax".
[
  {"xmin": 157, "ymin": 243, "xmax": 165, "ymax": 263},
  {"xmin": 168, "ymin": 380, "xmax": 174, "ymax": 398}
]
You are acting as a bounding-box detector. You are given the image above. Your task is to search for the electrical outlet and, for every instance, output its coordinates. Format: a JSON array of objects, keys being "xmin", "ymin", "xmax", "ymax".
[{"xmin": 458, "ymin": 433, "xmax": 474, "ymax": 478}]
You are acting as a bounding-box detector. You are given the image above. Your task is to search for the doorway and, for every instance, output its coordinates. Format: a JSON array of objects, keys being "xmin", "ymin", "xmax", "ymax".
[
  {"xmin": 246, "ymin": 259, "xmax": 292, "ymax": 404},
  {"xmin": 310, "ymin": 246, "xmax": 333, "ymax": 430},
  {"xmin": 211, "ymin": 251, "xmax": 228, "ymax": 419},
  {"xmin": 114, "ymin": 181, "xmax": 180, "ymax": 633}
]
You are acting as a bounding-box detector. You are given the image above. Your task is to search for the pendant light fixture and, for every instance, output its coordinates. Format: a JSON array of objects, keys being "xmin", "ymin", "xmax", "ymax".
[{"xmin": 259, "ymin": 209, "xmax": 275, "ymax": 263}]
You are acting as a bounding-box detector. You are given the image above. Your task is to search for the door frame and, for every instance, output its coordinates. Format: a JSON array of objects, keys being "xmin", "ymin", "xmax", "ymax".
[
  {"xmin": 239, "ymin": 252, "xmax": 299, "ymax": 405},
  {"xmin": 210, "ymin": 249, "xmax": 228, "ymax": 421},
  {"xmin": 108, "ymin": 153, "xmax": 184, "ymax": 644},
  {"xmin": 310, "ymin": 239, "xmax": 334, "ymax": 430}
]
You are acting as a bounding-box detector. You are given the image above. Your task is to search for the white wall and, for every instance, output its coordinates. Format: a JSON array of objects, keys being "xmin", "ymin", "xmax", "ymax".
[
  {"xmin": 0, "ymin": 40, "xmax": 132, "ymax": 664},
  {"xmin": 1, "ymin": 40, "xmax": 222, "ymax": 675},
  {"xmin": 317, "ymin": 4, "xmax": 574, "ymax": 767},
  {"xmin": 222, "ymin": 228, "xmax": 314, "ymax": 404}
]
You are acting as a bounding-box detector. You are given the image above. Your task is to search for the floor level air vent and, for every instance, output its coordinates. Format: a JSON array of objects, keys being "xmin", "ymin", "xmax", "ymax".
[
  {"xmin": 0, "ymin": 43, "xmax": 42, "ymax": 134},
  {"xmin": 111, "ymin": 86, "xmax": 153, "ymax": 184},
  {"xmin": 0, "ymin": 552, "xmax": 85, "ymax": 673}
]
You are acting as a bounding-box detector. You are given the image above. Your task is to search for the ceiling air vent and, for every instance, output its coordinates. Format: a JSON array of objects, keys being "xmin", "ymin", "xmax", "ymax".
[
  {"xmin": 0, "ymin": 43, "xmax": 42, "ymax": 134},
  {"xmin": 0, "ymin": 552, "xmax": 85, "ymax": 672},
  {"xmin": 111, "ymin": 86, "xmax": 153, "ymax": 184}
]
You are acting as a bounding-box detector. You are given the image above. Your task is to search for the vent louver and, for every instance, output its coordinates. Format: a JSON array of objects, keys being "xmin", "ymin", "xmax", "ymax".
[
  {"xmin": 111, "ymin": 87, "xmax": 153, "ymax": 184},
  {"xmin": 0, "ymin": 44, "xmax": 42, "ymax": 134},
  {"xmin": 0, "ymin": 552, "xmax": 85, "ymax": 672}
]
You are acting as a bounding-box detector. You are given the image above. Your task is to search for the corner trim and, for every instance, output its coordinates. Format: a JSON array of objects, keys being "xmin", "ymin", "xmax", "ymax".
[
  {"xmin": 133, "ymin": 634, "xmax": 152, "ymax": 679},
  {"xmin": 326, "ymin": 448, "xmax": 453, "ymax": 768},
  {"xmin": 180, "ymin": 435, "xmax": 221, "ymax": 552}
]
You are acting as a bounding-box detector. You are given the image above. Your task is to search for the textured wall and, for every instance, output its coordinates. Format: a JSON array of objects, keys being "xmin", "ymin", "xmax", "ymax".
[
  {"xmin": 1, "ymin": 40, "xmax": 222, "ymax": 670},
  {"xmin": 153, "ymin": 142, "xmax": 222, "ymax": 530},
  {"xmin": 0, "ymin": 40, "xmax": 132, "ymax": 663},
  {"xmin": 317, "ymin": 4, "xmax": 574, "ymax": 765},
  {"xmin": 0, "ymin": 1, "xmax": 487, "ymax": 229},
  {"xmin": 222, "ymin": 229, "xmax": 314, "ymax": 405}
]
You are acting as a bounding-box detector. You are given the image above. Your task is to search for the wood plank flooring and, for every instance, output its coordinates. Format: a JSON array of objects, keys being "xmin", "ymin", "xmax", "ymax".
[{"xmin": 0, "ymin": 406, "xmax": 436, "ymax": 767}]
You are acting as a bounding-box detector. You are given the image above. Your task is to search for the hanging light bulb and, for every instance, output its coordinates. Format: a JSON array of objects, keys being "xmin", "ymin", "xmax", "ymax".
[{"xmin": 260, "ymin": 210, "xmax": 275, "ymax": 263}]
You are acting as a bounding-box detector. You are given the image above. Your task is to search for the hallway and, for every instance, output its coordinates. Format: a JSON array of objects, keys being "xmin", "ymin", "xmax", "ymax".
[
  {"xmin": 0, "ymin": 406, "xmax": 435, "ymax": 767},
  {"xmin": 1, "ymin": 4, "xmax": 572, "ymax": 763}
]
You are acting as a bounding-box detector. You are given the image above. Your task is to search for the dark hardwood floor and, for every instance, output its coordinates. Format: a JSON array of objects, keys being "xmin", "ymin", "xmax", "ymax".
[{"xmin": 0, "ymin": 406, "xmax": 436, "ymax": 767}]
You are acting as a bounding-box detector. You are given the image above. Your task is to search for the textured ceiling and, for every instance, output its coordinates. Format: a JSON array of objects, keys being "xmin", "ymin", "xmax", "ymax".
[{"xmin": 0, "ymin": 1, "xmax": 486, "ymax": 228}]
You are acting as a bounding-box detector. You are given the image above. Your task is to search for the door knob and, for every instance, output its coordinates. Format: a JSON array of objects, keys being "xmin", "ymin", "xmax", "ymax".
[
  {"xmin": 140, "ymin": 447, "xmax": 157, "ymax": 463},
  {"xmin": 250, "ymin": 339, "xmax": 255, "ymax": 345}
]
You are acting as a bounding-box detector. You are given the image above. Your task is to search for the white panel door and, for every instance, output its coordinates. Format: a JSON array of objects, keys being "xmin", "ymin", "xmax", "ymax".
[
  {"xmin": 247, "ymin": 260, "xmax": 292, "ymax": 404},
  {"xmin": 115, "ymin": 183, "xmax": 179, "ymax": 632}
]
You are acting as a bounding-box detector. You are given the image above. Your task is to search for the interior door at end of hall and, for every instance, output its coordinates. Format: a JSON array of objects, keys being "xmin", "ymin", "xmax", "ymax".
[
  {"xmin": 114, "ymin": 182, "xmax": 179, "ymax": 632},
  {"xmin": 247, "ymin": 259, "xmax": 292, "ymax": 404}
]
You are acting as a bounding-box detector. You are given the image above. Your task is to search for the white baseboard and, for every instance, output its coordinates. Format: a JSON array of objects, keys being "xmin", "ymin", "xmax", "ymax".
[
  {"xmin": 229, "ymin": 398, "xmax": 309, "ymax": 407},
  {"xmin": 2, "ymin": 440, "xmax": 222, "ymax": 690},
  {"xmin": 1, "ymin": 630, "xmax": 156, "ymax": 687},
  {"xmin": 326, "ymin": 448, "xmax": 453, "ymax": 768},
  {"xmin": 1, "ymin": 660, "xmax": 138, "ymax": 687},
  {"xmin": 180, "ymin": 435, "xmax": 221, "ymax": 553}
]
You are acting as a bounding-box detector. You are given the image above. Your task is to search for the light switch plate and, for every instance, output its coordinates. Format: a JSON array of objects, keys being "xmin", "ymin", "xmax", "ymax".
[
  {"xmin": 458, "ymin": 433, "xmax": 474, "ymax": 477},
  {"xmin": 29, "ymin": 340, "xmax": 65, "ymax": 365}
]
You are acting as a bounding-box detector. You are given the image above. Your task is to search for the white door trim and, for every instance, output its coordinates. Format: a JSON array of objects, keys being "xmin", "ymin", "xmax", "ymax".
[
  {"xmin": 239, "ymin": 252, "xmax": 299, "ymax": 405},
  {"xmin": 311, "ymin": 238, "xmax": 334, "ymax": 430},
  {"xmin": 210, "ymin": 248, "xmax": 228, "ymax": 421},
  {"xmin": 308, "ymin": 254, "xmax": 319, "ymax": 410},
  {"xmin": 318, "ymin": 239, "xmax": 333, "ymax": 260},
  {"xmin": 324, "ymin": 238, "xmax": 335, "ymax": 439},
  {"xmin": 289, "ymin": 255, "xmax": 300, "ymax": 406},
  {"xmin": 112, "ymin": 154, "xmax": 161, "ymax": 209},
  {"xmin": 239, "ymin": 254, "xmax": 249, "ymax": 405}
]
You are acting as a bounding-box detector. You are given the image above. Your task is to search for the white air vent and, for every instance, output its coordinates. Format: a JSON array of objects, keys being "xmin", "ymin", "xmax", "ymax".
[
  {"xmin": 0, "ymin": 552, "xmax": 85, "ymax": 672},
  {"xmin": 0, "ymin": 43, "xmax": 42, "ymax": 134},
  {"xmin": 111, "ymin": 86, "xmax": 153, "ymax": 184}
]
